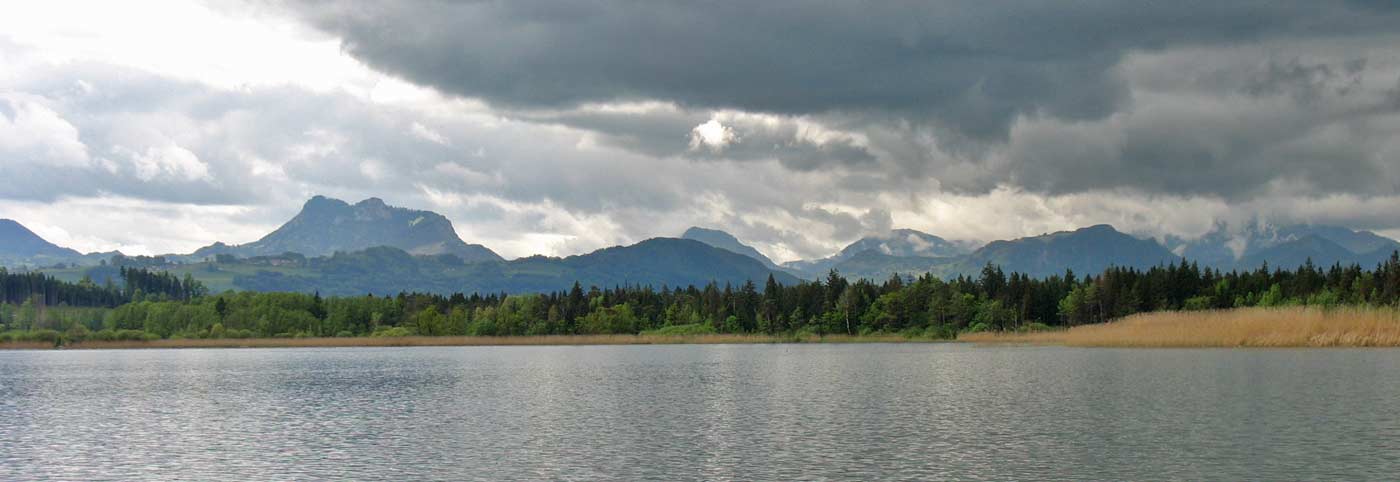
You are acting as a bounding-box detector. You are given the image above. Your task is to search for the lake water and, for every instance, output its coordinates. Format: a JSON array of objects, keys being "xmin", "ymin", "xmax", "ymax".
[{"xmin": 2, "ymin": 344, "xmax": 1398, "ymax": 480}]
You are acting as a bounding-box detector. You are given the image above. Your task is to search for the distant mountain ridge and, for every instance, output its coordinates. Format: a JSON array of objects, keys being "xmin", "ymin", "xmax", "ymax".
[
  {"xmin": 0, "ymin": 219, "xmax": 82, "ymax": 264},
  {"xmin": 942, "ymin": 224, "xmax": 1182, "ymax": 279},
  {"xmin": 681, "ymin": 227, "xmax": 779, "ymax": 268},
  {"xmin": 1170, "ymin": 223, "xmax": 1400, "ymax": 271},
  {"xmin": 232, "ymin": 237, "xmax": 800, "ymax": 296},
  {"xmin": 193, "ymin": 196, "xmax": 501, "ymax": 263},
  {"xmin": 8, "ymin": 196, "xmax": 1400, "ymax": 291},
  {"xmin": 782, "ymin": 229, "xmax": 970, "ymax": 278}
]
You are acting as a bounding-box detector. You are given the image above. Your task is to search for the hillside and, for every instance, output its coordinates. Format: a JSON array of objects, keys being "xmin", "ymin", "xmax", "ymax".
[
  {"xmin": 681, "ymin": 227, "xmax": 779, "ymax": 268},
  {"xmin": 1171, "ymin": 223, "xmax": 1400, "ymax": 270},
  {"xmin": 0, "ymin": 219, "xmax": 84, "ymax": 266},
  {"xmin": 226, "ymin": 237, "xmax": 798, "ymax": 296},
  {"xmin": 783, "ymin": 229, "xmax": 970, "ymax": 278},
  {"xmin": 829, "ymin": 250, "xmax": 957, "ymax": 281},
  {"xmin": 942, "ymin": 225, "xmax": 1181, "ymax": 279}
]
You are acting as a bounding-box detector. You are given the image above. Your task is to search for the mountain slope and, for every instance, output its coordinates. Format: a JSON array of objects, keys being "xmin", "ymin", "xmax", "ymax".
[
  {"xmin": 228, "ymin": 237, "xmax": 799, "ymax": 296},
  {"xmin": 838, "ymin": 229, "xmax": 970, "ymax": 259},
  {"xmin": 830, "ymin": 250, "xmax": 957, "ymax": 281},
  {"xmin": 1236, "ymin": 235, "xmax": 1357, "ymax": 270},
  {"xmin": 783, "ymin": 229, "xmax": 971, "ymax": 278},
  {"xmin": 0, "ymin": 219, "xmax": 82, "ymax": 265},
  {"xmin": 681, "ymin": 227, "xmax": 778, "ymax": 268},
  {"xmin": 1171, "ymin": 223, "xmax": 1400, "ymax": 270},
  {"xmin": 193, "ymin": 196, "xmax": 501, "ymax": 262},
  {"xmin": 944, "ymin": 225, "xmax": 1180, "ymax": 279}
]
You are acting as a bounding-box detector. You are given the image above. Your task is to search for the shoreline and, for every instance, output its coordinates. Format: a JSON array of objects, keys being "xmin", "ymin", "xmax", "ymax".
[
  {"xmin": 959, "ymin": 306, "xmax": 1400, "ymax": 348},
  {"xmin": 0, "ymin": 333, "xmax": 939, "ymax": 350}
]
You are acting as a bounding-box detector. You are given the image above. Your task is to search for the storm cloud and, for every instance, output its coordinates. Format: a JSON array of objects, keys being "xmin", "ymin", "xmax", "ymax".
[{"xmin": 279, "ymin": 0, "xmax": 1400, "ymax": 198}]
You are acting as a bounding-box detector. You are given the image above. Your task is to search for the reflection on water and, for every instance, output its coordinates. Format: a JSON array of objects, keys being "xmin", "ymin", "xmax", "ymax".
[{"xmin": 2, "ymin": 344, "xmax": 1398, "ymax": 480}]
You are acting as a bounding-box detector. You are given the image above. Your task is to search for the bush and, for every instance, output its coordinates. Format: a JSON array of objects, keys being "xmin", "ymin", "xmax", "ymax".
[
  {"xmin": 924, "ymin": 325, "xmax": 957, "ymax": 339},
  {"xmin": 335, "ymin": 330, "xmax": 354, "ymax": 338},
  {"xmin": 24, "ymin": 329, "xmax": 61, "ymax": 344},
  {"xmin": 1020, "ymin": 322, "xmax": 1052, "ymax": 332},
  {"xmin": 899, "ymin": 326, "xmax": 925, "ymax": 339},
  {"xmin": 370, "ymin": 326, "xmax": 414, "ymax": 338},
  {"xmin": 794, "ymin": 326, "xmax": 822, "ymax": 339},
  {"xmin": 964, "ymin": 322, "xmax": 990, "ymax": 334},
  {"xmin": 1183, "ymin": 296, "xmax": 1214, "ymax": 311},
  {"xmin": 642, "ymin": 323, "xmax": 716, "ymax": 336}
]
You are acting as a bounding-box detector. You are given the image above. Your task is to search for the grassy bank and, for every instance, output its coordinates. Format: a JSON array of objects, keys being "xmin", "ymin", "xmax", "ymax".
[
  {"xmin": 0, "ymin": 332, "xmax": 935, "ymax": 350},
  {"xmin": 959, "ymin": 306, "xmax": 1400, "ymax": 347}
]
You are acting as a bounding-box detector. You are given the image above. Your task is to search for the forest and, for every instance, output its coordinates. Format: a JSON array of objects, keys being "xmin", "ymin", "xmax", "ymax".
[{"xmin": 2, "ymin": 253, "xmax": 1400, "ymax": 344}]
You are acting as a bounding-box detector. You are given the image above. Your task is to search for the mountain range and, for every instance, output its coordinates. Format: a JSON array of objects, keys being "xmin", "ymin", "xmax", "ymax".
[
  {"xmin": 192, "ymin": 196, "xmax": 501, "ymax": 263},
  {"xmin": 3, "ymin": 195, "xmax": 1398, "ymax": 295},
  {"xmin": 779, "ymin": 229, "xmax": 972, "ymax": 279},
  {"xmin": 1168, "ymin": 223, "xmax": 1400, "ymax": 270}
]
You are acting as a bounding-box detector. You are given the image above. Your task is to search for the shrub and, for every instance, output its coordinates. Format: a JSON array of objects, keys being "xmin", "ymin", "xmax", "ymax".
[
  {"xmin": 1021, "ymin": 322, "xmax": 1052, "ymax": 332},
  {"xmin": 899, "ymin": 326, "xmax": 925, "ymax": 339},
  {"xmin": 1183, "ymin": 296, "xmax": 1214, "ymax": 311},
  {"xmin": 642, "ymin": 323, "xmax": 717, "ymax": 336},
  {"xmin": 370, "ymin": 326, "xmax": 414, "ymax": 338}
]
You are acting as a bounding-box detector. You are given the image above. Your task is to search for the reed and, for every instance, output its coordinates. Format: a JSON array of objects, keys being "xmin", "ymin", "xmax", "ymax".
[
  {"xmin": 1, "ymin": 332, "xmax": 932, "ymax": 350},
  {"xmin": 959, "ymin": 306, "xmax": 1400, "ymax": 347}
]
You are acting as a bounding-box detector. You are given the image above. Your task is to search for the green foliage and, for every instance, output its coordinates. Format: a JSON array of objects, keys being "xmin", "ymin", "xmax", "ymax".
[
  {"xmin": 643, "ymin": 323, "xmax": 717, "ymax": 336},
  {"xmin": 370, "ymin": 326, "xmax": 414, "ymax": 338},
  {"xmin": 1183, "ymin": 295, "xmax": 1214, "ymax": 311}
]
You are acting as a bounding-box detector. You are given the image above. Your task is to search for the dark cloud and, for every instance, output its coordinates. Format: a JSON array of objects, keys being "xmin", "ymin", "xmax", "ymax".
[
  {"xmin": 283, "ymin": 1, "xmax": 1397, "ymax": 140},
  {"xmin": 525, "ymin": 106, "xmax": 876, "ymax": 170}
]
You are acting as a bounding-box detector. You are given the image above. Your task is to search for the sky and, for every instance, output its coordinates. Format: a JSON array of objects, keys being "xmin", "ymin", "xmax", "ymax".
[{"xmin": 1, "ymin": 0, "xmax": 1398, "ymax": 261}]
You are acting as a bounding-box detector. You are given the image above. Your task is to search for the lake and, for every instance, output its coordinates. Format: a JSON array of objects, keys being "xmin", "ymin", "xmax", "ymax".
[{"xmin": 2, "ymin": 343, "xmax": 1398, "ymax": 480}]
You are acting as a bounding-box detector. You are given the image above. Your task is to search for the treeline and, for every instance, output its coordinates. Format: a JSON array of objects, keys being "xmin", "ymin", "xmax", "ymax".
[
  {"xmin": 5, "ymin": 253, "xmax": 1399, "ymax": 341},
  {"xmin": 0, "ymin": 267, "xmax": 206, "ymax": 307}
]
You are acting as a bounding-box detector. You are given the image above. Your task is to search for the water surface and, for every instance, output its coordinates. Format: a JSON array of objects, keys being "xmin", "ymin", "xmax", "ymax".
[{"xmin": 2, "ymin": 344, "xmax": 1397, "ymax": 480}]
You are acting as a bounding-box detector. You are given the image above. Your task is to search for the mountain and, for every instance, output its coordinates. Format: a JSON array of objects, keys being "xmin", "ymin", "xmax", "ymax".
[
  {"xmin": 1171, "ymin": 223, "xmax": 1400, "ymax": 270},
  {"xmin": 838, "ymin": 229, "xmax": 971, "ymax": 259},
  {"xmin": 1236, "ymin": 235, "xmax": 1356, "ymax": 270},
  {"xmin": 229, "ymin": 237, "xmax": 799, "ymax": 296},
  {"xmin": 829, "ymin": 250, "xmax": 957, "ymax": 281},
  {"xmin": 681, "ymin": 227, "xmax": 778, "ymax": 268},
  {"xmin": 0, "ymin": 219, "xmax": 83, "ymax": 266},
  {"xmin": 783, "ymin": 229, "xmax": 971, "ymax": 278},
  {"xmin": 944, "ymin": 225, "xmax": 1181, "ymax": 279},
  {"xmin": 192, "ymin": 196, "xmax": 501, "ymax": 263}
]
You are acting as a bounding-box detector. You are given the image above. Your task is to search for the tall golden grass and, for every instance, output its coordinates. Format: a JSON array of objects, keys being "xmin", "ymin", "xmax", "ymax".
[
  {"xmin": 1, "ymin": 332, "xmax": 930, "ymax": 350},
  {"xmin": 959, "ymin": 306, "xmax": 1400, "ymax": 347}
]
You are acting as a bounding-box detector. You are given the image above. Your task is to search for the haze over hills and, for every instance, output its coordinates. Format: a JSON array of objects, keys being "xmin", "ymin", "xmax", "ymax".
[
  {"xmin": 943, "ymin": 224, "xmax": 1182, "ymax": 279},
  {"xmin": 681, "ymin": 227, "xmax": 780, "ymax": 269},
  {"xmin": 192, "ymin": 196, "xmax": 502, "ymax": 263},
  {"xmin": 0, "ymin": 219, "xmax": 82, "ymax": 264},
  {"xmin": 1170, "ymin": 223, "xmax": 1400, "ymax": 271},
  {"xmin": 232, "ymin": 238, "xmax": 800, "ymax": 296},
  {"xmin": 782, "ymin": 229, "xmax": 972, "ymax": 279}
]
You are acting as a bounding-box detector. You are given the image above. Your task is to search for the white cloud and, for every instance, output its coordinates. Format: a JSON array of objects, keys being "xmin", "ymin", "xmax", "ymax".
[
  {"xmin": 125, "ymin": 143, "xmax": 211, "ymax": 182},
  {"xmin": 411, "ymin": 122, "xmax": 450, "ymax": 145},
  {"xmin": 0, "ymin": 0, "xmax": 377, "ymax": 94},
  {"xmin": 0, "ymin": 94, "xmax": 89, "ymax": 167},
  {"xmin": 688, "ymin": 119, "xmax": 738, "ymax": 151}
]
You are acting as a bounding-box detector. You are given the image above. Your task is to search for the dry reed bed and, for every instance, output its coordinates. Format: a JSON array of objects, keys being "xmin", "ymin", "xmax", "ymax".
[
  {"xmin": 1, "ymin": 333, "xmax": 926, "ymax": 350},
  {"xmin": 960, "ymin": 306, "xmax": 1400, "ymax": 347}
]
